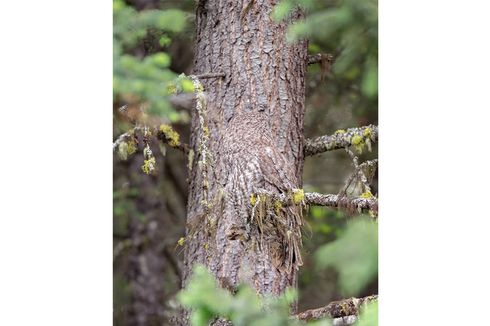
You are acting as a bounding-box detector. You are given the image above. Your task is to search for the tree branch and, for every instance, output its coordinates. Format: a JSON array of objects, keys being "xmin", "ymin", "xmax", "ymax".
[
  {"xmin": 156, "ymin": 128, "xmax": 190, "ymax": 154},
  {"xmin": 113, "ymin": 128, "xmax": 136, "ymax": 151},
  {"xmin": 304, "ymin": 125, "xmax": 378, "ymax": 157},
  {"xmin": 253, "ymin": 190, "xmax": 378, "ymax": 215},
  {"xmin": 113, "ymin": 125, "xmax": 189, "ymax": 154},
  {"xmin": 308, "ymin": 53, "xmax": 334, "ymax": 65},
  {"xmin": 340, "ymin": 159, "xmax": 378, "ymax": 196},
  {"xmin": 305, "ymin": 192, "xmax": 378, "ymax": 214},
  {"xmin": 294, "ymin": 295, "xmax": 378, "ymax": 321}
]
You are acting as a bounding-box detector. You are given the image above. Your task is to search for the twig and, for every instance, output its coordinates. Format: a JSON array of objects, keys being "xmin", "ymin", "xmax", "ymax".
[
  {"xmin": 156, "ymin": 130, "xmax": 190, "ymax": 154},
  {"xmin": 194, "ymin": 72, "xmax": 225, "ymax": 79},
  {"xmin": 340, "ymin": 159, "xmax": 378, "ymax": 195},
  {"xmin": 113, "ymin": 126, "xmax": 141, "ymax": 151},
  {"xmin": 113, "ymin": 125, "xmax": 189, "ymax": 154},
  {"xmin": 304, "ymin": 125, "xmax": 378, "ymax": 157},
  {"xmin": 294, "ymin": 295, "xmax": 378, "ymax": 321},
  {"xmin": 308, "ymin": 53, "xmax": 334, "ymax": 65},
  {"xmin": 344, "ymin": 147, "xmax": 371, "ymax": 194}
]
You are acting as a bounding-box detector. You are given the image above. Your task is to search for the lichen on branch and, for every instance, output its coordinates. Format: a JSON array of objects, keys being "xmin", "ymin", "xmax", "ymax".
[
  {"xmin": 252, "ymin": 189, "xmax": 378, "ymax": 216},
  {"xmin": 294, "ymin": 295, "xmax": 378, "ymax": 321},
  {"xmin": 158, "ymin": 124, "xmax": 180, "ymax": 147},
  {"xmin": 304, "ymin": 125, "xmax": 378, "ymax": 157}
]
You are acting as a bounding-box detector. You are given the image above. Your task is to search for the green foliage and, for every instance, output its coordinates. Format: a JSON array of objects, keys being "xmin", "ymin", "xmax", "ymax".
[
  {"xmin": 113, "ymin": 186, "xmax": 143, "ymax": 234},
  {"xmin": 113, "ymin": 0, "xmax": 188, "ymax": 117},
  {"xmin": 315, "ymin": 217, "xmax": 378, "ymax": 296},
  {"xmin": 166, "ymin": 73, "xmax": 197, "ymax": 95},
  {"xmin": 178, "ymin": 265, "xmax": 333, "ymax": 326},
  {"xmin": 274, "ymin": 0, "xmax": 378, "ymax": 101},
  {"xmin": 357, "ymin": 301, "xmax": 378, "ymax": 326},
  {"xmin": 271, "ymin": 1, "xmax": 294, "ymax": 21}
]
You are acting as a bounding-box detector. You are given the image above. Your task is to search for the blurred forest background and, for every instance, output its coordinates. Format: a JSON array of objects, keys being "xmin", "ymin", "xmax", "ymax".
[{"xmin": 113, "ymin": 0, "xmax": 378, "ymax": 324}]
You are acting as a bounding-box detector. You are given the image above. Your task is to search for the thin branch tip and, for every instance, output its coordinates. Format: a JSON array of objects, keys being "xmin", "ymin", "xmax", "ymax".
[{"xmin": 295, "ymin": 295, "xmax": 377, "ymax": 321}]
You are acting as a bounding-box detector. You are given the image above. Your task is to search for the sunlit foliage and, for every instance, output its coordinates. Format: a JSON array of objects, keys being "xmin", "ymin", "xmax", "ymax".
[
  {"xmin": 113, "ymin": 0, "xmax": 188, "ymax": 117},
  {"xmin": 315, "ymin": 217, "xmax": 378, "ymax": 296},
  {"xmin": 179, "ymin": 265, "xmax": 331, "ymax": 326},
  {"xmin": 273, "ymin": 0, "xmax": 377, "ymax": 99}
]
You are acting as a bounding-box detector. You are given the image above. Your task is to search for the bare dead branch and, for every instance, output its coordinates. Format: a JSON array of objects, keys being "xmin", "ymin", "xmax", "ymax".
[
  {"xmin": 304, "ymin": 125, "xmax": 378, "ymax": 157},
  {"xmin": 344, "ymin": 147, "xmax": 372, "ymax": 194},
  {"xmin": 340, "ymin": 159, "xmax": 378, "ymax": 196},
  {"xmin": 294, "ymin": 295, "xmax": 378, "ymax": 321}
]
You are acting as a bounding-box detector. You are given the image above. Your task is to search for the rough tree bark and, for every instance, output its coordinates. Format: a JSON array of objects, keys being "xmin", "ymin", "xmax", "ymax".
[{"xmin": 182, "ymin": 0, "xmax": 307, "ymax": 322}]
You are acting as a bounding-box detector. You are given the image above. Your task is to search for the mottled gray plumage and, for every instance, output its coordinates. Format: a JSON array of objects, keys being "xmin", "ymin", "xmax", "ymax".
[{"xmin": 221, "ymin": 111, "xmax": 303, "ymax": 271}]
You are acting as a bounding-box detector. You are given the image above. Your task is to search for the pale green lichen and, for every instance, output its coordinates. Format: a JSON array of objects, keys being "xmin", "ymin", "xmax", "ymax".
[
  {"xmin": 274, "ymin": 200, "xmax": 282, "ymax": 214},
  {"xmin": 177, "ymin": 237, "xmax": 185, "ymax": 246},
  {"xmin": 351, "ymin": 135, "xmax": 363, "ymax": 146},
  {"xmin": 187, "ymin": 149, "xmax": 195, "ymax": 171},
  {"xmin": 197, "ymin": 82, "xmax": 204, "ymax": 93},
  {"xmin": 159, "ymin": 124, "xmax": 181, "ymax": 147},
  {"xmin": 250, "ymin": 194, "xmax": 257, "ymax": 206},
  {"xmin": 203, "ymin": 126, "xmax": 209, "ymax": 136},
  {"xmin": 335, "ymin": 129, "xmax": 346, "ymax": 134},
  {"xmin": 117, "ymin": 141, "xmax": 129, "ymax": 160},
  {"xmin": 360, "ymin": 191, "xmax": 374, "ymax": 199},
  {"xmin": 351, "ymin": 135, "xmax": 365, "ymax": 154},
  {"xmin": 127, "ymin": 140, "xmax": 136, "ymax": 155},
  {"xmin": 363, "ymin": 127, "xmax": 372, "ymax": 138},
  {"xmin": 292, "ymin": 189, "xmax": 305, "ymax": 204},
  {"xmin": 141, "ymin": 157, "xmax": 156, "ymax": 175},
  {"xmin": 365, "ymin": 137, "xmax": 372, "ymax": 152},
  {"xmin": 117, "ymin": 139, "xmax": 137, "ymax": 161}
]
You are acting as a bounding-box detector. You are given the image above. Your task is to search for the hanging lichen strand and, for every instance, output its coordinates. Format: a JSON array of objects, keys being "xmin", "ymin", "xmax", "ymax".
[
  {"xmin": 189, "ymin": 75, "xmax": 211, "ymax": 212},
  {"xmin": 248, "ymin": 188, "xmax": 305, "ymax": 270}
]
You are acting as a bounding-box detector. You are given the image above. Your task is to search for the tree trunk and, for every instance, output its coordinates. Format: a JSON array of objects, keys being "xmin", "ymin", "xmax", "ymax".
[{"xmin": 182, "ymin": 0, "xmax": 307, "ymax": 319}]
